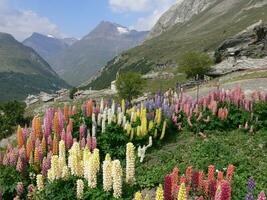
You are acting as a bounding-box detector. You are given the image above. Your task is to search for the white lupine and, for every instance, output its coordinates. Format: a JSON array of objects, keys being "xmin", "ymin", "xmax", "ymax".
[
  {"xmin": 97, "ymin": 113, "xmax": 102, "ymax": 126},
  {"xmin": 103, "ymin": 154, "xmax": 113, "ymax": 192},
  {"xmin": 100, "ymin": 98, "xmax": 104, "ymax": 113},
  {"xmin": 87, "ymin": 151, "xmax": 98, "ymax": 188},
  {"xmin": 47, "ymin": 155, "xmax": 60, "ymax": 181},
  {"xmin": 83, "ymin": 147, "xmax": 91, "ymax": 179},
  {"xmin": 102, "ymin": 119, "xmax": 106, "ymax": 133},
  {"xmin": 126, "ymin": 143, "xmax": 135, "ymax": 184},
  {"xmin": 111, "ymin": 100, "xmax": 115, "ymax": 115},
  {"xmin": 76, "ymin": 179, "xmax": 84, "ymax": 199},
  {"xmin": 61, "ymin": 166, "xmax": 70, "ymax": 179},
  {"xmin": 112, "ymin": 160, "xmax": 123, "ymax": 198},
  {"xmin": 92, "ymin": 113, "xmax": 96, "ymax": 124},
  {"xmin": 68, "ymin": 142, "xmax": 82, "ymax": 176},
  {"xmin": 92, "ymin": 124, "xmax": 96, "ymax": 137},
  {"xmin": 59, "ymin": 140, "xmax": 66, "ymax": 167},
  {"xmin": 36, "ymin": 174, "xmax": 44, "ymax": 191},
  {"xmin": 122, "ymin": 116, "xmax": 127, "ymax": 127}
]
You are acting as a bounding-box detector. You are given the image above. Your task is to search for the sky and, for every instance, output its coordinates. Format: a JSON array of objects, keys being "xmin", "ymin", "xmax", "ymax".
[{"xmin": 0, "ymin": 0, "xmax": 177, "ymax": 41}]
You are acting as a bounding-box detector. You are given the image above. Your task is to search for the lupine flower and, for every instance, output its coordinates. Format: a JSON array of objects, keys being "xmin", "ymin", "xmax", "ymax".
[
  {"xmin": 134, "ymin": 191, "xmax": 142, "ymax": 200},
  {"xmin": 221, "ymin": 180, "xmax": 231, "ymax": 200},
  {"xmin": 16, "ymin": 182, "xmax": 24, "ymax": 196},
  {"xmin": 248, "ymin": 177, "xmax": 256, "ymax": 192},
  {"xmin": 226, "ymin": 164, "xmax": 235, "ymax": 182},
  {"xmin": 103, "ymin": 154, "xmax": 113, "ymax": 192},
  {"xmin": 126, "ymin": 142, "xmax": 135, "ymax": 184},
  {"xmin": 17, "ymin": 126, "xmax": 24, "ymax": 148},
  {"xmin": 112, "ymin": 160, "xmax": 122, "ymax": 198},
  {"xmin": 52, "ymin": 135, "xmax": 59, "ymax": 155},
  {"xmin": 257, "ymin": 191, "xmax": 266, "ymax": 200},
  {"xmin": 208, "ymin": 165, "xmax": 215, "ymax": 181},
  {"xmin": 164, "ymin": 175, "xmax": 172, "ymax": 200},
  {"xmin": 156, "ymin": 184, "xmax": 164, "ymax": 200},
  {"xmin": 177, "ymin": 183, "xmax": 187, "ymax": 200},
  {"xmin": 76, "ymin": 179, "xmax": 84, "ymax": 199},
  {"xmin": 209, "ymin": 179, "xmax": 217, "ymax": 199},
  {"xmin": 214, "ymin": 185, "xmax": 222, "ymax": 200},
  {"xmin": 36, "ymin": 174, "xmax": 44, "ymax": 191},
  {"xmin": 185, "ymin": 166, "xmax": 193, "ymax": 184}
]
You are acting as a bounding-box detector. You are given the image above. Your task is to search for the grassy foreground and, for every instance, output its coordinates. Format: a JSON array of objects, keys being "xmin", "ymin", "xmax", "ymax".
[{"xmin": 135, "ymin": 130, "xmax": 267, "ymax": 199}]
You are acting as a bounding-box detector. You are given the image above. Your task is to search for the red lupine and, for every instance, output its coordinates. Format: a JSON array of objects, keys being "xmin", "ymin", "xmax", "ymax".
[
  {"xmin": 220, "ymin": 180, "xmax": 231, "ymax": 200},
  {"xmin": 217, "ymin": 171, "xmax": 224, "ymax": 182},
  {"xmin": 209, "ymin": 179, "xmax": 217, "ymax": 199},
  {"xmin": 192, "ymin": 171, "xmax": 199, "ymax": 191},
  {"xmin": 164, "ymin": 175, "xmax": 172, "ymax": 200},
  {"xmin": 171, "ymin": 167, "xmax": 179, "ymax": 195}
]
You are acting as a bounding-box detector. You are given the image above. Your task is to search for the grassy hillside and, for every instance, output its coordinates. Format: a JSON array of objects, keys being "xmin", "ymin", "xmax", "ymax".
[
  {"xmin": 0, "ymin": 32, "xmax": 69, "ymax": 102},
  {"xmin": 87, "ymin": 0, "xmax": 267, "ymax": 89}
]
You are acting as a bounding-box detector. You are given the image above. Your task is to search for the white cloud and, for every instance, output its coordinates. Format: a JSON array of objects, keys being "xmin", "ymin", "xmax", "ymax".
[
  {"xmin": 0, "ymin": 0, "xmax": 65, "ymax": 41},
  {"xmin": 109, "ymin": 0, "xmax": 151, "ymax": 12},
  {"xmin": 109, "ymin": 0, "xmax": 179, "ymax": 31}
]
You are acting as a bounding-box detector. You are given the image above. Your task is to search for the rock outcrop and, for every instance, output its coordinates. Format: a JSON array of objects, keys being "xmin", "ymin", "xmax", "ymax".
[
  {"xmin": 215, "ymin": 22, "xmax": 267, "ymax": 63},
  {"xmin": 210, "ymin": 23, "xmax": 267, "ymax": 76}
]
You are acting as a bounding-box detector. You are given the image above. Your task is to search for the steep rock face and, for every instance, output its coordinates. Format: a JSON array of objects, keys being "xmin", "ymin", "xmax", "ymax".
[{"xmin": 148, "ymin": 0, "xmax": 217, "ymax": 39}]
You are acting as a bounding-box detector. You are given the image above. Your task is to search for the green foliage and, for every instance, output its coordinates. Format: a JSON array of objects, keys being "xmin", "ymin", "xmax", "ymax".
[
  {"xmin": 97, "ymin": 123, "xmax": 129, "ymax": 160},
  {"xmin": 116, "ymin": 72, "xmax": 145, "ymax": 102},
  {"xmin": 135, "ymin": 130, "xmax": 267, "ymax": 199},
  {"xmin": 69, "ymin": 87, "xmax": 78, "ymax": 99},
  {"xmin": 0, "ymin": 166, "xmax": 28, "ymax": 200},
  {"xmin": 178, "ymin": 51, "xmax": 213, "ymax": 79},
  {"xmin": 0, "ymin": 101, "xmax": 31, "ymax": 140},
  {"xmin": 253, "ymin": 101, "xmax": 267, "ymax": 129}
]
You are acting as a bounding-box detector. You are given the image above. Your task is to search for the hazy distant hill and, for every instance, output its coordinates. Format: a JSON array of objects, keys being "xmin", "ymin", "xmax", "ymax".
[
  {"xmin": 0, "ymin": 32, "xmax": 69, "ymax": 102},
  {"xmin": 51, "ymin": 21, "xmax": 148, "ymax": 86}
]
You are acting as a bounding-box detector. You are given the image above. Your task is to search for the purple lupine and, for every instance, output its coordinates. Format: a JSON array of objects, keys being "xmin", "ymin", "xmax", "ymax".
[
  {"xmin": 246, "ymin": 193, "xmax": 254, "ymax": 200},
  {"xmin": 16, "ymin": 156, "xmax": 24, "ymax": 173},
  {"xmin": 16, "ymin": 182, "xmax": 24, "ymax": 196},
  {"xmin": 248, "ymin": 177, "xmax": 256, "ymax": 192}
]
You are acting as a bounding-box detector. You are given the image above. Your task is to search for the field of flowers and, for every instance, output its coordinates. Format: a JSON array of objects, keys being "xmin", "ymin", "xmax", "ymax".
[{"xmin": 0, "ymin": 87, "xmax": 267, "ymax": 200}]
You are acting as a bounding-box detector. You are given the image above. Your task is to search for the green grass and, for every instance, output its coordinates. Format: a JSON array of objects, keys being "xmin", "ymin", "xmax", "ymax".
[{"xmin": 135, "ymin": 130, "xmax": 267, "ymax": 199}]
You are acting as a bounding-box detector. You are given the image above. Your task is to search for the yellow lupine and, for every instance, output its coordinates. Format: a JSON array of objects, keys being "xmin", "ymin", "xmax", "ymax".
[
  {"xmin": 177, "ymin": 183, "xmax": 187, "ymax": 200},
  {"xmin": 155, "ymin": 184, "xmax": 164, "ymax": 200},
  {"xmin": 103, "ymin": 154, "xmax": 113, "ymax": 192},
  {"xmin": 134, "ymin": 191, "xmax": 142, "ymax": 200}
]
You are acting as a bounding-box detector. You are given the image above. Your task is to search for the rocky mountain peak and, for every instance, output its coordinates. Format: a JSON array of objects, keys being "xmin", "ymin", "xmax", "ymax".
[{"xmin": 147, "ymin": 0, "xmax": 217, "ymax": 39}]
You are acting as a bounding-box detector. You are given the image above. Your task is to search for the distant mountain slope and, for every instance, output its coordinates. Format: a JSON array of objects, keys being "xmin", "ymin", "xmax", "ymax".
[
  {"xmin": 87, "ymin": 0, "xmax": 267, "ymax": 90},
  {"xmin": 23, "ymin": 33, "xmax": 75, "ymax": 67},
  {"xmin": 0, "ymin": 32, "xmax": 69, "ymax": 102},
  {"xmin": 51, "ymin": 21, "xmax": 148, "ymax": 86}
]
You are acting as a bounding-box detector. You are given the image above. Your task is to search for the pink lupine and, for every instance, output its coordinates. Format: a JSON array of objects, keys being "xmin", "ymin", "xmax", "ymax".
[
  {"xmin": 16, "ymin": 182, "xmax": 24, "ymax": 196},
  {"xmin": 41, "ymin": 157, "xmax": 49, "ymax": 176},
  {"xmin": 80, "ymin": 137, "xmax": 86, "ymax": 149},
  {"xmin": 58, "ymin": 109, "xmax": 64, "ymax": 133},
  {"xmin": 66, "ymin": 130, "xmax": 73, "ymax": 149},
  {"xmin": 86, "ymin": 135, "xmax": 92, "ymax": 150},
  {"xmin": 61, "ymin": 129, "xmax": 66, "ymax": 144},
  {"xmin": 91, "ymin": 136, "xmax": 97, "ymax": 151},
  {"xmin": 258, "ymin": 191, "xmax": 266, "ymax": 200}
]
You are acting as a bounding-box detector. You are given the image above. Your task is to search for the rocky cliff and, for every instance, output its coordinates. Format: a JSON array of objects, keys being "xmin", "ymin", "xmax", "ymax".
[{"xmin": 148, "ymin": 0, "xmax": 217, "ymax": 39}]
